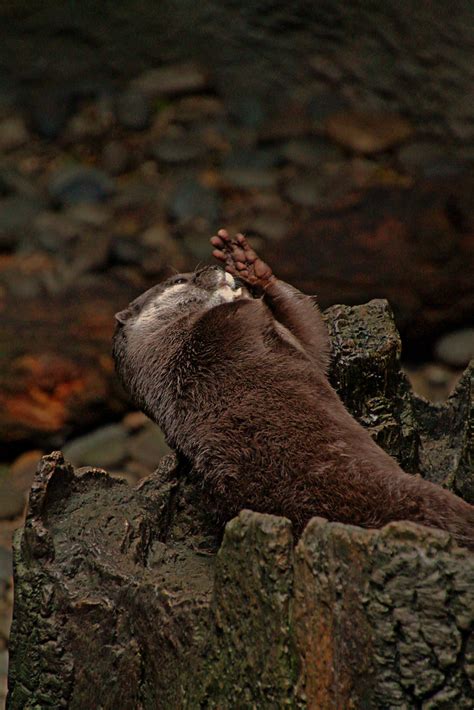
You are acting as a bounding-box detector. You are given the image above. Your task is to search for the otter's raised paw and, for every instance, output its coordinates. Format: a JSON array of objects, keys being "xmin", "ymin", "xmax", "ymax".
[{"xmin": 211, "ymin": 229, "xmax": 274, "ymax": 289}]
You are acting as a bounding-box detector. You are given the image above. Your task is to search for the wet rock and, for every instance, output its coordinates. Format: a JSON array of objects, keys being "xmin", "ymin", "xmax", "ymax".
[
  {"xmin": 0, "ymin": 194, "xmax": 44, "ymax": 240},
  {"xmin": 126, "ymin": 424, "xmax": 170, "ymax": 469},
  {"xmin": 246, "ymin": 213, "xmax": 289, "ymax": 241},
  {"xmin": 227, "ymin": 95, "xmax": 266, "ymax": 128},
  {"xmin": 326, "ymin": 111, "xmax": 413, "ymax": 153},
  {"xmin": 122, "ymin": 411, "xmax": 149, "ymax": 432},
  {"xmin": 151, "ymin": 129, "xmax": 208, "ymax": 164},
  {"xmin": 0, "ymin": 116, "xmax": 28, "ymax": 152},
  {"xmin": 29, "ymin": 89, "xmax": 72, "ymax": 139},
  {"xmin": 223, "ymin": 146, "xmax": 281, "ymax": 170},
  {"xmin": 65, "ymin": 96, "xmax": 114, "ymax": 142},
  {"xmin": 63, "ymin": 424, "xmax": 127, "ymax": 468},
  {"xmin": 307, "ymin": 90, "xmax": 348, "ymax": 126},
  {"xmin": 101, "ymin": 139, "xmax": 130, "ymax": 175},
  {"xmin": 0, "ymin": 478, "xmax": 25, "ymax": 520},
  {"xmin": 435, "ymin": 329, "xmax": 474, "ymax": 368},
  {"xmin": 116, "ymin": 90, "xmax": 151, "ymax": 130},
  {"xmin": 131, "ymin": 62, "xmax": 208, "ymax": 97},
  {"xmin": 49, "ymin": 165, "xmax": 114, "ymax": 205},
  {"xmin": 220, "ymin": 167, "xmax": 279, "ymax": 190},
  {"xmin": 281, "ymin": 138, "xmax": 343, "ymax": 168},
  {"xmin": 9, "ymin": 450, "xmax": 43, "ymax": 495},
  {"xmin": 169, "ymin": 178, "xmax": 220, "ymax": 224}
]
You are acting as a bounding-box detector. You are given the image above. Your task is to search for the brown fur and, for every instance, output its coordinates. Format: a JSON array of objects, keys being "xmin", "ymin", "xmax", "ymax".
[{"xmin": 113, "ymin": 259, "xmax": 474, "ymax": 549}]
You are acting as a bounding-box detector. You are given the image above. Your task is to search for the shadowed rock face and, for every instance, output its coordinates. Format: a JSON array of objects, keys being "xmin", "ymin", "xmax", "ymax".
[{"xmin": 7, "ymin": 301, "xmax": 474, "ymax": 709}]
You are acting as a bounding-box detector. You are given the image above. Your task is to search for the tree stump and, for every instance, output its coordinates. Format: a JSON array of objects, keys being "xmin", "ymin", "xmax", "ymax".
[{"xmin": 7, "ymin": 301, "xmax": 474, "ymax": 709}]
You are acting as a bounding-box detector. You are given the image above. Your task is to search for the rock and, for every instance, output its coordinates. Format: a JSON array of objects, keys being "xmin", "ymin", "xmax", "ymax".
[
  {"xmin": 29, "ymin": 89, "xmax": 72, "ymax": 139},
  {"xmin": 151, "ymin": 130, "xmax": 208, "ymax": 164},
  {"xmin": 0, "ymin": 478, "xmax": 25, "ymax": 520},
  {"xmin": 0, "ymin": 194, "xmax": 44, "ymax": 236},
  {"xmin": 116, "ymin": 90, "xmax": 151, "ymax": 130},
  {"xmin": 227, "ymin": 95, "xmax": 266, "ymax": 128},
  {"xmin": 49, "ymin": 165, "xmax": 114, "ymax": 205},
  {"xmin": 7, "ymin": 451, "xmax": 474, "ymax": 709},
  {"xmin": 131, "ymin": 62, "xmax": 208, "ymax": 97},
  {"xmin": 404, "ymin": 364, "xmax": 461, "ymax": 403},
  {"xmin": 122, "ymin": 411, "xmax": 149, "ymax": 432},
  {"xmin": 281, "ymin": 137, "xmax": 343, "ymax": 167},
  {"xmin": 63, "ymin": 424, "xmax": 127, "ymax": 469},
  {"xmin": 32, "ymin": 210, "xmax": 79, "ymax": 252},
  {"xmin": 9, "ymin": 451, "xmax": 43, "ymax": 495},
  {"xmin": 126, "ymin": 424, "xmax": 170, "ymax": 469},
  {"xmin": 223, "ymin": 146, "xmax": 281, "ymax": 170},
  {"xmin": 0, "ymin": 547, "xmax": 12, "ymax": 584},
  {"xmin": 220, "ymin": 167, "xmax": 279, "ymax": 190},
  {"xmin": 307, "ymin": 89, "xmax": 348, "ymax": 126},
  {"xmin": 101, "ymin": 140, "xmax": 130, "ymax": 175},
  {"xmin": 0, "ymin": 116, "xmax": 28, "ymax": 152},
  {"xmin": 326, "ymin": 110, "xmax": 413, "ymax": 153},
  {"xmin": 246, "ymin": 213, "xmax": 289, "ymax": 241},
  {"xmin": 169, "ymin": 178, "xmax": 220, "ymax": 224},
  {"xmin": 283, "ymin": 175, "xmax": 323, "ymax": 207},
  {"xmin": 397, "ymin": 141, "xmax": 467, "ymax": 178},
  {"xmin": 435, "ymin": 329, "xmax": 474, "ymax": 367},
  {"xmin": 66, "ymin": 202, "xmax": 111, "ymax": 228},
  {"xmin": 65, "ymin": 97, "xmax": 114, "ymax": 141}
]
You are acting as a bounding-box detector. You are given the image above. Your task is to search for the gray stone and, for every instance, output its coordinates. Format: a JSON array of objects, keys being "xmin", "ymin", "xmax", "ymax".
[
  {"xmin": 0, "ymin": 116, "xmax": 28, "ymax": 152},
  {"xmin": 223, "ymin": 146, "xmax": 281, "ymax": 170},
  {"xmin": 281, "ymin": 137, "xmax": 343, "ymax": 168},
  {"xmin": 221, "ymin": 167, "xmax": 279, "ymax": 190},
  {"xmin": 63, "ymin": 424, "xmax": 127, "ymax": 468},
  {"xmin": 126, "ymin": 424, "xmax": 170, "ymax": 469},
  {"xmin": 0, "ymin": 194, "xmax": 43, "ymax": 238},
  {"xmin": 131, "ymin": 62, "xmax": 208, "ymax": 97},
  {"xmin": 116, "ymin": 90, "xmax": 151, "ymax": 130},
  {"xmin": 101, "ymin": 139, "xmax": 130, "ymax": 175},
  {"xmin": 0, "ymin": 477, "xmax": 25, "ymax": 521},
  {"xmin": 169, "ymin": 178, "xmax": 220, "ymax": 224},
  {"xmin": 435, "ymin": 329, "xmax": 474, "ymax": 368},
  {"xmin": 49, "ymin": 165, "xmax": 114, "ymax": 206},
  {"xmin": 152, "ymin": 133, "xmax": 208, "ymax": 164}
]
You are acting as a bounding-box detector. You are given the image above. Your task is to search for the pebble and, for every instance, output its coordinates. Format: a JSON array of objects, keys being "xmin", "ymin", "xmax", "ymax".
[
  {"xmin": 29, "ymin": 89, "xmax": 72, "ymax": 138},
  {"xmin": 49, "ymin": 165, "xmax": 114, "ymax": 205},
  {"xmin": 9, "ymin": 450, "xmax": 43, "ymax": 494},
  {"xmin": 169, "ymin": 178, "xmax": 220, "ymax": 224},
  {"xmin": 307, "ymin": 90, "xmax": 348, "ymax": 126},
  {"xmin": 0, "ymin": 476, "xmax": 25, "ymax": 520},
  {"xmin": 397, "ymin": 142, "xmax": 465, "ymax": 178},
  {"xmin": 152, "ymin": 132, "xmax": 208, "ymax": 164},
  {"xmin": 248, "ymin": 214, "xmax": 289, "ymax": 241},
  {"xmin": 122, "ymin": 411, "xmax": 149, "ymax": 432},
  {"xmin": 63, "ymin": 424, "xmax": 128, "ymax": 468},
  {"xmin": 227, "ymin": 96, "xmax": 266, "ymax": 128},
  {"xmin": 131, "ymin": 62, "xmax": 208, "ymax": 98},
  {"xmin": 0, "ymin": 548, "xmax": 12, "ymax": 584},
  {"xmin": 223, "ymin": 146, "xmax": 281, "ymax": 170},
  {"xmin": 0, "ymin": 116, "xmax": 29, "ymax": 152},
  {"xmin": 220, "ymin": 168, "xmax": 279, "ymax": 190},
  {"xmin": 435, "ymin": 329, "xmax": 474, "ymax": 368},
  {"xmin": 127, "ymin": 424, "xmax": 170, "ymax": 469},
  {"xmin": 116, "ymin": 90, "xmax": 151, "ymax": 130},
  {"xmin": 281, "ymin": 138, "xmax": 343, "ymax": 168},
  {"xmin": 102, "ymin": 140, "xmax": 130, "ymax": 175},
  {"xmin": 0, "ymin": 194, "xmax": 44, "ymax": 235},
  {"xmin": 326, "ymin": 111, "xmax": 413, "ymax": 154},
  {"xmin": 283, "ymin": 176, "xmax": 323, "ymax": 207}
]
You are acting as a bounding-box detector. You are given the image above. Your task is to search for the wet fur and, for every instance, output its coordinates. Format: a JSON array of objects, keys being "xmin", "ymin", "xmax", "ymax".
[{"xmin": 113, "ymin": 267, "xmax": 474, "ymax": 549}]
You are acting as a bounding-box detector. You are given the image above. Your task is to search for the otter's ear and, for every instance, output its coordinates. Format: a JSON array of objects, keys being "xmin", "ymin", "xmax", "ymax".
[{"xmin": 115, "ymin": 308, "xmax": 132, "ymax": 325}]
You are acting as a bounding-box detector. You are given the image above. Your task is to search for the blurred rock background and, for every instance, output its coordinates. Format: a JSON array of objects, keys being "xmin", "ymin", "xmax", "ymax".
[{"xmin": 1, "ymin": 3, "xmax": 474, "ymax": 704}]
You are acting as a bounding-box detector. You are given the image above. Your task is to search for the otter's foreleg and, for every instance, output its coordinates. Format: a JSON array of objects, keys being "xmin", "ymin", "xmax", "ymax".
[{"xmin": 211, "ymin": 229, "xmax": 330, "ymax": 372}]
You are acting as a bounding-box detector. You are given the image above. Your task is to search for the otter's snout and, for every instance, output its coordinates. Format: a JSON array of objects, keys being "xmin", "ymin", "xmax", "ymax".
[{"xmin": 193, "ymin": 265, "xmax": 223, "ymax": 290}]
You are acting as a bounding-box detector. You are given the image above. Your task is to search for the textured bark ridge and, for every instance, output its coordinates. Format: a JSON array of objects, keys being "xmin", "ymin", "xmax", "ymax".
[{"xmin": 8, "ymin": 301, "xmax": 474, "ymax": 709}]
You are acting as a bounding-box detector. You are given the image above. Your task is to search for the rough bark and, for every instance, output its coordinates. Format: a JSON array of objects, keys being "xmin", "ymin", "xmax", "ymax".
[{"xmin": 7, "ymin": 300, "xmax": 474, "ymax": 709}]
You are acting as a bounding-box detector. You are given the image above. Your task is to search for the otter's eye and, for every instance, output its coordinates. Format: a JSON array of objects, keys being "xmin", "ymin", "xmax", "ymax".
[{"xmin": 173, "ymin": 277, "xmax": 188, "ymax": 285}]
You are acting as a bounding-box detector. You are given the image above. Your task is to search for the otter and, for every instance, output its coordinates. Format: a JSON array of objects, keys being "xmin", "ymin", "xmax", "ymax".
[{"xmin": 113, "ymin": 229, "xmax": 474, "ymax": 549}]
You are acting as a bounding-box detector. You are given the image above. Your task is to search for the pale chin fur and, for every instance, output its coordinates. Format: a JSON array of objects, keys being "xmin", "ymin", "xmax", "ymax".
[{"xmin": 133, "ymin": 272, "xmax": 244, "ymax": 329}]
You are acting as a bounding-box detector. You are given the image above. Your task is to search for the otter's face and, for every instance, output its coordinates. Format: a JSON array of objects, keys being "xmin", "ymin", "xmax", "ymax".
[{"xmin": 114, "ymin": 266, "xmax": 247, "ymax": 333}]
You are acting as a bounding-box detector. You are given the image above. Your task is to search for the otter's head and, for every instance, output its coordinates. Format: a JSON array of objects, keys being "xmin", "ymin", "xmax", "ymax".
[
  {"xmin": 114, "ymin": 265, "xmax": 246, "ymax": 333},
  {"xmin": 112, "ymin": 265, "xmax": 249, "ymax": 415}
]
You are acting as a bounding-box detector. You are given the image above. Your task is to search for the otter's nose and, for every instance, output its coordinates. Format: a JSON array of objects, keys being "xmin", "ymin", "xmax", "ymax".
[{"xmin": 193, "ymin": 265, "xmax": 222, "ymax": 289}]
